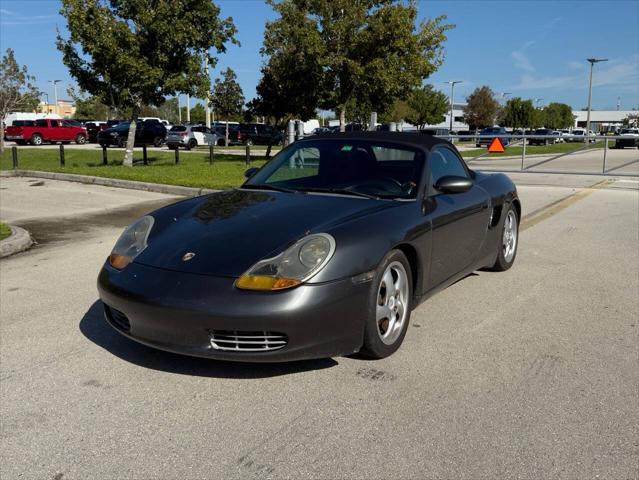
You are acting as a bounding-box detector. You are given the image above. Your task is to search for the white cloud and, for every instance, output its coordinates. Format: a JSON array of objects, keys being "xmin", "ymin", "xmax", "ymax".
[
  {"xmin": 511, "ymin": 50, "xmax": 535, "ymax": 72},
  {"xmin": 511, "ymin": 54, "xmax": 639, "ymax": 90}
]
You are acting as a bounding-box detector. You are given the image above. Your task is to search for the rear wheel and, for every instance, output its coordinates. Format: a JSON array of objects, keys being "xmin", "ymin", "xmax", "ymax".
[
  {"xmin": 489, "ymin": 204, "xmax": 518, "ymax": 271},
  {"xmin": 75, "ymin": 134, "xmax": 86, "ymax": 145},
  {"xmin": 361, "ymin": 250, "xmax": 412, "ymax": 359},
  {"xmin": 30, "ymin": 133, "xmax": 43, "ymax": 146},
  {"xmin": 153, "ymin": 136, "xmax": 163, "ymax": 148},
  {"xmin": 186, "ymin": 139, "xmax": 197, "ymax": 150}
]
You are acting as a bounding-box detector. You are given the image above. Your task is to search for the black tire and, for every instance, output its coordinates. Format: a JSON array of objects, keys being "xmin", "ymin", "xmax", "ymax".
[
  {"xmin": 187, "ymin": 139, "xmax": 197, "ymax": 150},
  {"xmin": 30, "ymin": 133, "xmax": 43, "ymax": 146},
  {"xmin": 75, "ymin": 134, "xmax": 87, "ymax": 145},
  {"xmin": 153, "ymin": 136, "xmax": 163, "ymax": 148},
  {"xmin": 216, "ymin": 138, "xmax": 225, "ymax": 146},
  {"xmin": 361, "ymin": 249, "xmax": 413, "ymax": 359},
  {"xmin": 15, "ymin": 140, "xmax": 26, "ymax": 145},
  {"xmin": 489, "ymin": 203, "xmax": 519, "ymax": 272}
]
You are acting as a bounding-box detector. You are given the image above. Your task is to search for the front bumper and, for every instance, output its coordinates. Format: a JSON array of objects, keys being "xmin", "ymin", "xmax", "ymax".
[{"xmin": 97, "ymin": 261, "xmax": 370, "ymax": 362}]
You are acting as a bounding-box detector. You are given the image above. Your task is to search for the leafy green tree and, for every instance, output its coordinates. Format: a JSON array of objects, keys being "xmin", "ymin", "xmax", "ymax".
[
  {"xmin": 500, "ymin": 97, "xmax": 535, "ymax": 131},
  {"xmin": 542, "ymin": 102, "xmax": 574, "ymax": 129},
  {"xmin": 405, "ymin": 84, "xmax": 449, "ymax": 130},
  {"xmin": 211, "ymin": 67, "xmax": 244, "ymax": 145},
  {"xmin": 0, "ymin": 48, "xmax": 41, "ymax": 153},
  {"xmin": 249, "ymin": 63, "xmax": 319, "ymax": 127},
  {"xmin": 263, "ymin": 0, "xmax": 452, "ymax": 131},
  {"xmin": 379, "ymin": 99, "xmax": 414, "ymax": 124},
  {"xmin": 57, "ymin": 0, "xmax": 236, "ymax": 165},
  {"xmin": 463, "ymin": 86, "xmax": 499, "ymax": 130},
  {"xmin": 531, "ymin": 108, "xmax": 545, "ymax": 128}
]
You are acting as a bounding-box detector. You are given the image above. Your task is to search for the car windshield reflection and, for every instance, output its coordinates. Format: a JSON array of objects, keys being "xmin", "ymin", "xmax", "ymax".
[{"xmin": 244, "ymin": 139, "xmax": 424, "ymax": 199}]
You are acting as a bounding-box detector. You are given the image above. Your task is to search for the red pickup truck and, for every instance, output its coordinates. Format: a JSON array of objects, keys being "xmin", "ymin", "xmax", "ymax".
[{"xmin": 4, "ymin": 119, "xmax": 88, "ymax": 145}]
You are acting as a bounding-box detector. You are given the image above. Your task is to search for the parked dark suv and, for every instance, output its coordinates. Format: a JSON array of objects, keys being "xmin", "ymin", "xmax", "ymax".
[
  {"xmin": 237, "ymin": 123, "xmax": 283, "ymax": 146},
  {"xmin": 475, "ymin": 127, "xmax": 509, "ymax": 147},
  {"xmin": 97, "ymin": 119, "xmax": 167, "ymax": 147}
]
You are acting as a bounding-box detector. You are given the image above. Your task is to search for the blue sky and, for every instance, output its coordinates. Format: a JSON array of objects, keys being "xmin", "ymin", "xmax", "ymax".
[{"xmin": 1, "ymin": 0, "xmax": 638, "ymax": 111}]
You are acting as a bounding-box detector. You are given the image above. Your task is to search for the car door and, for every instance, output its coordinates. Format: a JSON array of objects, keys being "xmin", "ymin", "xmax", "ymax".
[
  {"xmin": 48, "ymin": 119, "xmax": 63, "ymax": 141},
  {"xmin": 426, "ymin": 146, "xmax": 491, "ymax": 288}
]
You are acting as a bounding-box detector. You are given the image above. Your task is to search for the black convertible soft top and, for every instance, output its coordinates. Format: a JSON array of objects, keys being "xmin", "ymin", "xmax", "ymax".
[{"xmin": 304, "ymin": 131, "xmax": 451, "ymax": 151}]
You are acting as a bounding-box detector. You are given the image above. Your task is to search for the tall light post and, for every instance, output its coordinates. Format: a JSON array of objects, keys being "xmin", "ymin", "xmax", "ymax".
[
  {"xmin": 586, "ymin": 58, "xmax": 608, "ymax": 134},
  {"xmin": 444, "ymin": 80, "xmax": 463, "ymax": 134},
  {"xmin": 48, "ymin": 80, "xmax": 61, "ymax": 114},
  {"xmin": 500, "ymin": 92, "xmax": 512, "ymax": 104},
  {"xmin": 534, "ymin": 98, "xmax": 544, "ymax": 109}
]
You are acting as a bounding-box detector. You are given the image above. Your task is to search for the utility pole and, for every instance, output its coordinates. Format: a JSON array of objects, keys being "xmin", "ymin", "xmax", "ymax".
[
  {"xmin": 444, "ymin": 80, "xmax": 463, "ymax": 134},
  {"xmin": 204, "ymin": 53, "xmax": 211, "ymax": 128},
  {"xmin": 616, "ymin": 96, "xmax": 621, "ymax": 111},
  {"xmin": 186, "ymin": 93, "xmax": 191, "ymax": 123},
  {"xmin": 178, "ymin": 96, "xmax": 182, "ymax": 123},
  {"xmin": 48, "ymin": 80, "xmax": 61, "ymax": 114},
  {"xmin": 586, "ymin": 58, "xmax": 608, "ymax": 134}
]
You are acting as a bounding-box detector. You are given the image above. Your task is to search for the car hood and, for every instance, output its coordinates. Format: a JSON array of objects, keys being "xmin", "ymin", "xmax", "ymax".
[{"xmin": 133, "ymin": 189, "xmax": 399, "ymax": 277}]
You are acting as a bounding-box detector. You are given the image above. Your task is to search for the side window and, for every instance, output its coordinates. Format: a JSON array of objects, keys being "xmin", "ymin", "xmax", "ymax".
[
  {"xmin": 267, "ymin": 147, "xmax": 320, "ymax": 183},
  {"xmin": 35, "ymin": 119, "xmax": 48, "ymax": 127},
  {"xmin": 50, "ymin": 120, "xmax": 60, "ymax": 127},
  {"xmin": 429, "ymin": 148, "xmax": 469, "ymax": 193}
]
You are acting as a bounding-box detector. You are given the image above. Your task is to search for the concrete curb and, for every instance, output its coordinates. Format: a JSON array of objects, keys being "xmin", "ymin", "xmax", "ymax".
[
  {"xmin": 0, "ymin": 225, "xmax": 34, "ymax": 258},
  {"xmin": 1, "ymin": 169, "xmax": 217, "ymax": 197}
]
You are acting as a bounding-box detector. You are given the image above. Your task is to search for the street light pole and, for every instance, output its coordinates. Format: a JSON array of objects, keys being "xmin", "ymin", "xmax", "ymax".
[
  {"xmin": 534, "ymin": 98, "xmax": 544, "ymax": 109},
  {"xmin": 48, "ymin": 80, "xmax": 61, "ymax": 114},
  {"xmin": 204, "ymin": 52, "xmax": 211, "ymax": 128},
  {"xmin": 586, "ymin": 58, "xmax": 608, "ymax": 134},
  {"xmin": 444, "ymin": 80, "xmax": 462, "ymax": 134},
  {"xmin": 500, "ymin": 92, "xmax": 512, "ymax": 104}
]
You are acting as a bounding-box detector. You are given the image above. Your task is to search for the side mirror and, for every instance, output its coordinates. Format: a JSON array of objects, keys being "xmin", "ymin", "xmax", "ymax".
[
  {"xmin": 435, "ymin": 175, "xmax": 473, "ymax": 194},
  {"xmin": 244, "ymin": 167, "xmax": 259, "ymax": 179}
]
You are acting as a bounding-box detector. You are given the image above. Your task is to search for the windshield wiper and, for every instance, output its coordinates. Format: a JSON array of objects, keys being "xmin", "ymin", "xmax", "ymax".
[
  {"xmin": 300, "ymin": 187, "xmax": 381, "ymax": 200},
  {"xmin": 241, "ymin": 183, "xmax": 300, "ymax": 194}
]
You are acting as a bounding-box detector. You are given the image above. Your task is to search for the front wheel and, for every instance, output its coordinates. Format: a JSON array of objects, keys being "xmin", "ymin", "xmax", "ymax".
[
  {"xmin": 489, "ymin": 204, "xmax": 519, "ymax": 271},
  {"xmin": 361, "ymin": 250, "xmax": 412, "ymax": 359},
  {"xmin": 153, "ymin": 136, "xmax": 163, "ymax": 148},
  {"xmin": 75, "ymin": 134, "xmax": 86, "ymax": 145},
  {"xmin": 30, "ymin": 133, "xmax": 43, "ymax": 146}
]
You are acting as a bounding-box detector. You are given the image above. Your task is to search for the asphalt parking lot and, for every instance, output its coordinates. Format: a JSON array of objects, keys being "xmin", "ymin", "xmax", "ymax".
[{"xmin": 1, "ymin": 173, "xmax": 638, "ymax": 479}]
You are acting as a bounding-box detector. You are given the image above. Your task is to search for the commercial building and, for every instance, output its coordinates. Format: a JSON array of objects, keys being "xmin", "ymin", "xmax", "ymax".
[
  {"xmin": 38, "ymin": 99, "xmax": 76, "ymax": 118},
  {"xmin": 572, "ymin": 110, "xmax": 637, "ymax": 131}
]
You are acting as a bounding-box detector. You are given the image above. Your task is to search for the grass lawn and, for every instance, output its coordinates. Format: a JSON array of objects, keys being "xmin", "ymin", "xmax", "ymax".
[
  {"xmin": 0, "ymin": 223, "xmax": 11, "ymax": 241},
  {"xmin": 1, "ymin": 148, "xmax": 267, "ymax": 190},
  {"xmin": 460, "ymin": 141, "xmax": 605, "ymax": 159}
]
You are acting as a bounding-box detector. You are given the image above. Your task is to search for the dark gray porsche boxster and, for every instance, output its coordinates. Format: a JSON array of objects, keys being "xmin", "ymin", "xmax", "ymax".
[{"xmin": 98, "ymin": 132, "xmax": 520, "ymax": 361}]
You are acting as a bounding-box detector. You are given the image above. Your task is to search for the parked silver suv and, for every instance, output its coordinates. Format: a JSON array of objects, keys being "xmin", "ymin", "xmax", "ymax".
[{"xmin": 166, "ymin": 125, "xmax": 220, "ymax": 150}]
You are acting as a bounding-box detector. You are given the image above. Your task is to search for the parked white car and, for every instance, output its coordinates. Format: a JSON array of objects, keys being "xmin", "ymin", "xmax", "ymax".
[
  {"xmin": 565, "ymin": 129, "xmax": 596, "ymax": 143},
  {"xmin": 166, "ymin": 125, "xmax": 219, "ymax": 150}
]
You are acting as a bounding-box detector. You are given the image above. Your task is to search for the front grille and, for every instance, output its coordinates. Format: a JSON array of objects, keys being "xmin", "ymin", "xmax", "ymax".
[
  {"xmin": 210, "ymin": 330, "xmax": 288, "ymax": 352},
  {"xmin": 104, "ymin": 305, "xmax": 131, "ymax": 333}
]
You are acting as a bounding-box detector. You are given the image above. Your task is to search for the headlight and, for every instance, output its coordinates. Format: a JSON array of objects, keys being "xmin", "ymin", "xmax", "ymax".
[
  {"xmin": 235, "ymin": 233, "xmax": 336, "ymax": 291},
  {"xmin": 108, "ymin": 215, "xmax": 154, "ymax": 270}
]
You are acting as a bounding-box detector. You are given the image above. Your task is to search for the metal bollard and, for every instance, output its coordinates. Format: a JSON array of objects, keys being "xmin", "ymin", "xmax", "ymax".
[
  {"xmin": 602, "ymin": 138, "xmax": 608, "ymax": 174},
  {"xmin": 174, "ymin": 147, "xmax": 179, "ymax": 164},
  {"xmin": 209, "ymin": 143, "xmax": 214, "ymax": 165},
  {"xmin": 296, "ymin": 120, "xmax": 304, "ymax": 141},
  {"xmin": 59, "ymin": 144, "xmax": 65, "ymax": 167},
  {"xmin": 245, "ymin": 143, "xmax": 251, "ymax": 167},
  {"xmin": 11, "ymin": 146, "xmax": 18, "ymax": 169},
  {"xmin": 287, "ymin": 120, "xmax": 295, "ymax": 145},
  {"xmin": 102, "ymin": 145, "xmax": 108, "ymax": 165},
  {"xmin": 142, "ymin": 144, "xmax": 148, "ymax": 165}
]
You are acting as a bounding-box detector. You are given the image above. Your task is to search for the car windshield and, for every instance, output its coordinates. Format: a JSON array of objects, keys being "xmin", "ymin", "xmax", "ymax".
[
  {"xmin": 244, "ymin": 139, "xmax": 425, "ymax": 200},
  {"xmin": 170, "ymin": 126, "xmax": 187, "ymax": 132}
]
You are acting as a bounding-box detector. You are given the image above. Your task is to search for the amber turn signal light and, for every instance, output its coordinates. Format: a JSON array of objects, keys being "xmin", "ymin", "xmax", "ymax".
[{"xmin": 235, "ymin": 275, "xmax": 301, "ymax": 291}]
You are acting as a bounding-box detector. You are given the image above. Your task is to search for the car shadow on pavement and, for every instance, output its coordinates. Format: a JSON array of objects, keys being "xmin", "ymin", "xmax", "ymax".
[{"xmin": 79, "ymin": 301, "xmax": 338, "ymax": 378}]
